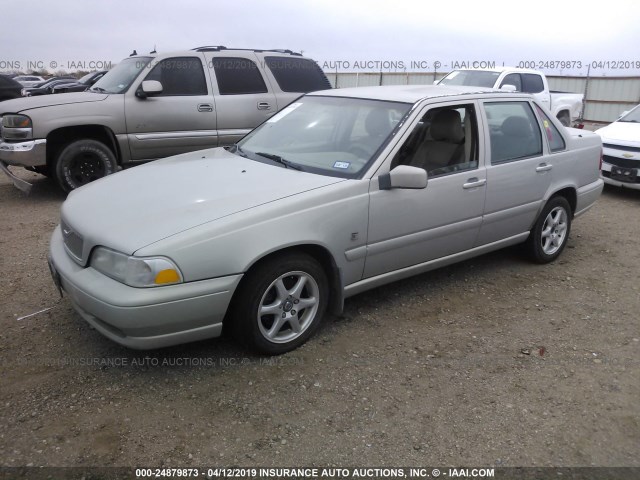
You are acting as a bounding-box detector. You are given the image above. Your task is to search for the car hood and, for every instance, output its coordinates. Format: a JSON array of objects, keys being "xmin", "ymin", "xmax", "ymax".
[
  {"xmin": 596, "ymin": 122, "xmax": 640, "ymax": 147},
  {"xmin": 0, "ymin": 92, "xmax": 109, "ymax": 113},
  {"xmin": 61, "ymin": 148, "xmax": 345, "ymax": 262}
]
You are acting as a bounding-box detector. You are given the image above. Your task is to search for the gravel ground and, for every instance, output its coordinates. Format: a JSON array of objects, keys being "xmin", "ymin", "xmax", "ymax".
[{"xmin": 0, "ymin": 168, "xmax": 639, "ymax": 471}]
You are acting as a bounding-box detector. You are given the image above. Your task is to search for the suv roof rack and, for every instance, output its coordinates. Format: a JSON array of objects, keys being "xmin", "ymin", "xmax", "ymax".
[{"xmin": 191, "ymin": 46, "xmax": 302, "ymax": 56}]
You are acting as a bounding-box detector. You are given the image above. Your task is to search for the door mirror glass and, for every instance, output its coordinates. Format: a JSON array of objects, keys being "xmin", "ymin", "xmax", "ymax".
[
  {"xmin": 500, "ymin": 84, "xmax": 517, "ymax": 92},
  {"xmin": 137, "ymin": 80, "xmax": 163, "ymax": 98}
]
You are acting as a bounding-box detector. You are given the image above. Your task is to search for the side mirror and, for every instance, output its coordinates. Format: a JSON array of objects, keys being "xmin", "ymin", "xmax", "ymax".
[
  {"xmin": 136, "ymin": 80, "xmax": 163, "ymax": 99},
  {"xmin": 500, "ymin": 84, "xmax": 517, "ymax": 92},
  {"xmin": 379, "ymin": 165, "xmax": 428, "ymax": 190}
]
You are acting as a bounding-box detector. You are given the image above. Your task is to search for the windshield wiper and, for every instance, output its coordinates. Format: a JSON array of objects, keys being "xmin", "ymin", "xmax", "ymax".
[
  {"xmin": 255, "ymin": 152, "xmax": 303, "ymax": 171},
  {"xmin": 89, "ymin": 86, "xmax": 107, "ymax": 93}
]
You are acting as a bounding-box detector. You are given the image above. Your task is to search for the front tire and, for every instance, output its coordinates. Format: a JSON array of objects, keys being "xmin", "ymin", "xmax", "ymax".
[
  {"xmin": 230, "ymin": 253, "xmax": 329, "ymax": 355},
  {"xmin": 54, "ymin": 139, "xmax": 117, "ymax": 192},
  {"xmin": 526, "ymin": 196, "xmax": 572, "ymax": 264}
]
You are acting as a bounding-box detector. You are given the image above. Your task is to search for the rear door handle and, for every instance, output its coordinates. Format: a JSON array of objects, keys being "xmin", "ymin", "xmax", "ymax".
[
  {"xmin": 197, "ymin": 103, "xmax": 213, "ymax": 112},
  {"xmin": 257, "ymin": 102, "xmax": 272, "ymax": 110},
  {"xmin": 536, "ymin": 163, "xmax": 553, "ymax": 172},
  {"xmin": 462, "ymin": 178, "xmax": 486, "ymax": 189}
]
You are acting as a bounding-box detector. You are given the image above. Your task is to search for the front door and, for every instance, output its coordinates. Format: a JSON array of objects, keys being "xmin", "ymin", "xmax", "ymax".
[
  {"xmin": 126, "ymin": 55, "xmax": 217, "ymax": 161},
  {"xmin": 364, "ymin": 102, "xmax": 486, "ymax": 278}
]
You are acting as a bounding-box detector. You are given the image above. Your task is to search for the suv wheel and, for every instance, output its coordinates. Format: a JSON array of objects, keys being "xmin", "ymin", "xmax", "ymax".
[
  {"xmin": 526, "ymin": 196, "xmax": 572, "ymax": 263},
  {"xmin": 231, "ymin": 253, "xmax": 328, "ymax": 355},
  {"xmin": 55, "ymin": 139, "xmax": 117, "ymax": 192}
]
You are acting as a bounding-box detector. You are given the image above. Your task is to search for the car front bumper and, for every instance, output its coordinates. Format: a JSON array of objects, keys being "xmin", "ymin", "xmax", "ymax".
[
  {"xmin": 0, "ymin": 139, "xmax": 47, "ymax": 167},
  {"xmin": 600, "ymin": 147, "xmax": 640, "ymax": 190},
  {"xmin": 48, "ymin": 226, "xmax": 243, "ymax": 349}
]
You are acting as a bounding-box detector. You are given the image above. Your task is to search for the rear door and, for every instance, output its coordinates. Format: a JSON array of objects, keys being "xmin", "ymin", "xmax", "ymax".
[
  {"xmin": 125, "ymin": 55, "xmax": 217, "ymax": 161},
  {"xmin": 204, "ymin": 52, "xmax": 278, "ymax": 145},
  {"xmin": 476, "ymin": 99, "xmax": 551, "ymax": 245}
]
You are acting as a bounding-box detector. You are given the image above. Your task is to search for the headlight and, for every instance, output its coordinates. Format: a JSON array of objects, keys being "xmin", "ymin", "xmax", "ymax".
[
  {"xmin": 90, "ymin": 247, "xmax": 183, "ymax": 288},
  {"xmin": 1, "ymin": 114, "xmax": 33, "ymax": 140}
]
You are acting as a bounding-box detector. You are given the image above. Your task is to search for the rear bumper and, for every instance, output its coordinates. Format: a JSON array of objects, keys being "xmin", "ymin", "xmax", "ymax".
[
  {"xmin": 48, "ymin": 226, "xmax": 243, "ymax": 350},
  {"xmin": 574, "ymin": 178, "xmax": 604, "ymax": 217}
]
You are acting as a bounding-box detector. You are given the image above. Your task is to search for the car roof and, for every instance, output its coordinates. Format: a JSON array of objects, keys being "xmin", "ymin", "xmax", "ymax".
[
  {"xmin": 307, "ymin": 84, "xmax": 508, "ymax": 103},
  {"xmin": 445, "ymin": 67, "xmax": 542, "ymax": 75}
]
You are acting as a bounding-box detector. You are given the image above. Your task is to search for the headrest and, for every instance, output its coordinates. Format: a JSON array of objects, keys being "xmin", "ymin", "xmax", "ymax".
[
  {"xmin": 430, "ymin": 109, "xmax": 464, "ymax": 143},
  {"xmin": 365, "ymin": 109, "xmax": 391, "ymax": 137},
  {"xmin": 501, "ymin": 116, "xmax": 532, "ymax": 138}
]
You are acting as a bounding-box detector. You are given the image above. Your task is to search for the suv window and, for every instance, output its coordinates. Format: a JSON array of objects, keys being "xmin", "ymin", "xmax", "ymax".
[
  {"xmin": 522, "ymin": 74, "xmax": 544, "ymax": 93},
  {"xmin": 500, "ymin": 73, "xmax": 522, "ymax": 91},
  {"xmin": 533, "ymin": 103, "xmax": 566, "ymax": 152},
  {"xmin": 485, "ymin": 102, "xmax": 542, "ymax": 164},
  {"xmin": 211, "ymin": 57, "xmax": 268, "ymax": 95},
  {"xmin": 265, "ymin": 57, "xmax": 331, "ymax": 93},
  {"xmin": 145, "ymin": 57, "xmax": 207, "ymax": 96},
  {"xmin": 391, "ymin": 104, "xmax": 479, "ymax": 178}
]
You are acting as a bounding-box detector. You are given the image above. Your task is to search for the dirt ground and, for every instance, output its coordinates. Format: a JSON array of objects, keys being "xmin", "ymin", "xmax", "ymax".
[{"xmin": 0, "ymin": 167, "xmax": 639, "ymax": 472}]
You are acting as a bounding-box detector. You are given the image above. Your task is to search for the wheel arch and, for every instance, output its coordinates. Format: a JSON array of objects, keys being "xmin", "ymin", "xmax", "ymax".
[
  {"xmin": 46, "ymin": 125, "xmax": 121, "ymax": 168},
  {"xmin": 235, "ymin": 243, "xmax": 344, "ymax": 316},
  {"xmin": 550, "ymin": 186, "xmax": 577, "ymax": 217}
]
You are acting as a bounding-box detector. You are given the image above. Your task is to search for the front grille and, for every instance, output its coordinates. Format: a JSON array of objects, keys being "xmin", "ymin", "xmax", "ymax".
[
  {"xmin": 603, "ymin": 143, "xmax": 640, "ymax": 153},
  {"xmin": 603, "ymin": 155, "xmax": 640, "ymax": 169},
  {"xmin": 60, "ymin": 219, "xmax": 83, "ymax": 262}
]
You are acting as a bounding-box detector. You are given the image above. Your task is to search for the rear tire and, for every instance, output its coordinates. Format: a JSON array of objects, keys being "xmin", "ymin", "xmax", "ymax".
[
  {"xmin": 557, "ymin": 112, "xmax": 571, "ymax": 127},
  {"xmin": 230, "ymin": 253, "xmax": 329, "ymax": 355},
  {"xmin": 54, "ymin": 139, "xmax": 117, "ymax": 192},
  {"xmin": 526, "ymin": 196, "xmax": 572, "ymax": 264}
]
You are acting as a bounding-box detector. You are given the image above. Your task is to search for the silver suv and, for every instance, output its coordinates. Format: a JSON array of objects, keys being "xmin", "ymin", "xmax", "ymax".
[{"xmin": 0, "ymin": 46, "xmax": 330, "ymax": 192}]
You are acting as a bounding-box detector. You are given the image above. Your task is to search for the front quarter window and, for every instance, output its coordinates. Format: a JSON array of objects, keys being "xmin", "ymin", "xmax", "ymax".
[
  {"xmin": 90, "ymin": 57, "xmax": 152, "ymax": 94},
  {"xmin": 237, "ymin": 96, "xmax": 411, "ymax": 178}
]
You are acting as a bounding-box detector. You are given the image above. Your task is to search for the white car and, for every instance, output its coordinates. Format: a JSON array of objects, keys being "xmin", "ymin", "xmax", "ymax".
[
  {"xmin": 596, "ymin": 105, "xmax": 640, "ymax": 190},
  {"xmin": 12, "ymin": 75, "xmax": 45, "ymax": 88}
]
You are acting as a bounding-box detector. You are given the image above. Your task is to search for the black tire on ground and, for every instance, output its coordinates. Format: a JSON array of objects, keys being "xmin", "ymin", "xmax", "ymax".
[
  {"xmin": 230, "ymin": 252, "xmax": 329, "ymax": 355},
  {"xmin": 525, "ymin": 196, "xmax": 572, "ymax": 264},
  {"xmin": 54, "ymin": 139, "xmax": 117, "ymax": 192},
  {"xmin": 558, "ymin": 112, "xmax": 571, "ymax": 127}
]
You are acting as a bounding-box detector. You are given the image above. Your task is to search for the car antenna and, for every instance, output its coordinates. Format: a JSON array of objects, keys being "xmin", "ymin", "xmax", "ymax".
[
  {"xmin": 150, "ymin": 45, "xmax": 157, "ymax": 54},
  {"xmin": 130, "ymin": 50, "xmax": 138, "ymax": 57}
]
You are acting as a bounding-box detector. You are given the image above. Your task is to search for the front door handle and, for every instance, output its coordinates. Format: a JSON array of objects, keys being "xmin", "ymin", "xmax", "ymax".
[
  {"xmin": 257, "ymin": 102, "xmax": 272, "ymax": 110},
  {"xmin": 463, "ymin": 178, "xmax": 486, "ymax": 189},
  {"xmin": 536, "ymin": 163, "xmax": 553, "ymax": 172},
  {"xmin": 197, "ymin": 103, "xmax": 213, "ymax": 112}
]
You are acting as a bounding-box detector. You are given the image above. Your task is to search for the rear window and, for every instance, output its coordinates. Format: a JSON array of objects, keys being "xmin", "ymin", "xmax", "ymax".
[
  {"xmin": 522, "ymin": 74, "xmax": 544, "ymax": 94},
  {"xmin": 265, "ymin": 56, "xmax": 331, "ymax": 93},
  {"xmin": 211, "ymin": 57, "xmax": 268, "ymax": 95}
]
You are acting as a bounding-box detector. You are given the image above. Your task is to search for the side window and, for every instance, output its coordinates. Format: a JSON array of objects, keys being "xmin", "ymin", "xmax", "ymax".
[
  {"xmin": 485, "ymin": 102, "xmax": 543, "ymax": 164},
  {"xmin": 500, "ymin": 73, "xmax": 522, "ymax": 91},
  {"xmin": 533, "ymin": 103, "xmax": 566, "ymax": 152},
  {"xmin": 211, "ymin": 57, "xmax": 268, "ymax": 95},
  {"xmin": 522, "ymin": 74, "xmax": 544, "ymax": 94},
  {"xmin": 264, "ymin": 56, "xmax": 332, "ymax": 93},
  {"xmin": 145, "ymin": 57, "xmax": 207, "ymax": 96},
  {"xmin": 391, "ymin": 104, "xmax": 478, "ymax": 178}
]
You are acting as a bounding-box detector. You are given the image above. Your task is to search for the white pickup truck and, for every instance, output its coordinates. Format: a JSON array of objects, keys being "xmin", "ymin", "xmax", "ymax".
[{"xmin": 438, "ymin": 67, "xmax": 583, "ymax": 126}]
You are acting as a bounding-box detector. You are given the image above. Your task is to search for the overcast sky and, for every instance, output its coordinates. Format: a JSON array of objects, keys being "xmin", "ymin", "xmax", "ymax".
[{"xmin": 1, "ymin": 0, "xmax": 638, "ymax": 76}]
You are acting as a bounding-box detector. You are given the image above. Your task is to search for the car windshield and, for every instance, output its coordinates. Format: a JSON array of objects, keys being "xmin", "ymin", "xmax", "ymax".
[
  {"xmin": 619, "ymin": 105, "xmax": 640, "ymax": 123},
  {"xmin": 439, "ymin": 70, "xmax": 501, "ymax": 88},
  {"xmin": 77, "ymin": 72, "xmax": 94, "ymax": 84},
  {"xmin": 90, "ymin": 57, "xmax": 152, "ymax": 94},
  {"xmin": 237, "ymin": 96, "xmax": 412, "ymax": 178}
]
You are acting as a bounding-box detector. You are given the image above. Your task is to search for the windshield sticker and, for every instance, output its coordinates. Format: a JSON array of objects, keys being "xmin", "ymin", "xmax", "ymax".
[
  {"xmin": 267, "ymin": 102, "xmax": 303, "ymax": 123},
  {"xmin": 333, "ymin": 161, "xmax": 350, "ymax": 169}
]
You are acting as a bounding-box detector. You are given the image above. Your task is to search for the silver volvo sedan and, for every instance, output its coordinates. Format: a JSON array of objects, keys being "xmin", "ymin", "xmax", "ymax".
[{"xmin": 48, "ymin": 85, "xmax": 604, "ymax": 354}]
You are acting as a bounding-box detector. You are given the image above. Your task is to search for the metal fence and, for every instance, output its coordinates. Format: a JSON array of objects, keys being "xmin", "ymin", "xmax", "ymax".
[{"xmin": 324, "ymin": 72, "xmax": 640, "ymax": 124}]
